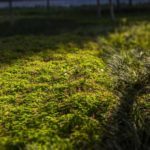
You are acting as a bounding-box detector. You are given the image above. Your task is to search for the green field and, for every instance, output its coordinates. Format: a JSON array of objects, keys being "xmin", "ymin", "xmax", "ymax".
[{"xmin": 0, "ymin": 8, "xmax": 150, "ymax": 150}]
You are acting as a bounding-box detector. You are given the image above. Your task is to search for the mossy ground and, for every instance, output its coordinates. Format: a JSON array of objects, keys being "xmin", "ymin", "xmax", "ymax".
[{"xmin": 0, "ymin": 8, "xmax": 149, "ymax": 149}]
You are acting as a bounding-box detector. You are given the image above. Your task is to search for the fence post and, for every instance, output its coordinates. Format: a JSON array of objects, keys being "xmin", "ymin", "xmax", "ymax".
[
  {"xmin": 116, "ymin": 0, "xmax": 120, "ymax": 11},
  {"xmin": 8, "ymin": 0, "xmax": 14, "ymax": 24},
  {"xmin": 9, "ymin": 0, "xmax": 12, "ymax": 13},
  {"xmin": 46, "ymin": 0, "xmax": 50, "ymax": 10},
  {"xmin": 109, "ymin": 0, "xmax": 115, "ymax": 20},
  {"xmin": 129, "ymin": 0, "xmax": 133, "ymax": 6},
  {"xmin": 96, "ymin": 0, "xmax": 101, "ymax": 17}
]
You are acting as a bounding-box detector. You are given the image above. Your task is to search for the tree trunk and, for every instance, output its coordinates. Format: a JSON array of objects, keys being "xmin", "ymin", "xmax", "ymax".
[
  {"xmin": 96, "ymin": 0, "xmax": 101, "ymax": 17},
  {"xmin": 109, "ymin": 0, "xmax": 115, "ymax": 20}
]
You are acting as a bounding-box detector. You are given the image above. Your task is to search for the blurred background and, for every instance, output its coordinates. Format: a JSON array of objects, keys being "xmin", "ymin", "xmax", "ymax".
[{"xmin": 0, "ymin": 0, "xmax": 150, "ymax": 8}]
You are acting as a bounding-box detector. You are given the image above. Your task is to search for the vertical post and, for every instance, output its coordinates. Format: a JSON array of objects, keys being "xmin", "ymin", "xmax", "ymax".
[
  {"xmin": 46, "ymin": 0, "xmax": 50, "ymax": 10},
  {"xmin": 96, "ymin": 0, "xmax": 101, "ymax": 17},
  {"xmin": 109, "ymin": 0, "xmax": 115, "ymax": 21},
  {"xmin": 116, "ymin": 0, "xmax": 120, "ymax": 11},
  {"xmin": 129, "ymin": 0, "xmax": 133, "ymax": 6},
  {"xmin": 9, "ymin": 0, "xmax": 12, "ymax": 14},
  {"xmin": 8, "ymin": 0, "xmax": 14, "ymax": 24}
]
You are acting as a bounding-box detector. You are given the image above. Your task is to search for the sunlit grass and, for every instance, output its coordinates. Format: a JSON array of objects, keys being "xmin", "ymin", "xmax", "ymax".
[{"xmin": 0, "ymin": 9, "xmax": 149, "ymax": 149}]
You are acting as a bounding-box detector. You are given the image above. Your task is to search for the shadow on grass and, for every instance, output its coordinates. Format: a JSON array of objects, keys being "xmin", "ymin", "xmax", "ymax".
[
  {"xmin": 0, "ymin": 11, "xmax": 117, "ymax": 67},
  {"xmin": 0, "ymin": 8, "xmax": 150, "ymax": 67},
  {"xmin": 0, "ymin": 17, "xmax": 87, "ymax": 37},
  {"xmin": 0, "ymin": 12, "xmax": 150, "ymax": 68},
  {"xmin": 100, "ymin": 74, "xmax": 150, "ymax": 150}
]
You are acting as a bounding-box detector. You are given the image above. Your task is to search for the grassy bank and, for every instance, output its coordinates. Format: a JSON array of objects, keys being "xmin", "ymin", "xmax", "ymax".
[{"xmin": 0, "ymin": 8, "xmax": 150, "ymax": 150}]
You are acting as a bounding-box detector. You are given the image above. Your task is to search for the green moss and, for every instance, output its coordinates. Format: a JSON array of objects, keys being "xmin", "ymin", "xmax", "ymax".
[{"xmin": 0, "ymin": 9, "xmax": 149, "ymax": 149}]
